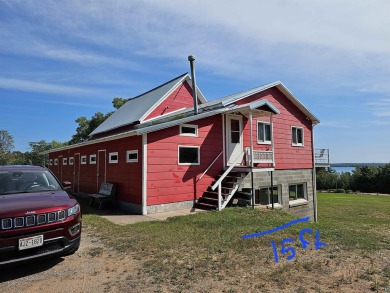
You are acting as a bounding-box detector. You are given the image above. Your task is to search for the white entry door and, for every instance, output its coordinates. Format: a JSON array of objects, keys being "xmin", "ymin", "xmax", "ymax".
[{"xmin": 226, "ymin": 115, "xmax": 243, "ymax": 165}]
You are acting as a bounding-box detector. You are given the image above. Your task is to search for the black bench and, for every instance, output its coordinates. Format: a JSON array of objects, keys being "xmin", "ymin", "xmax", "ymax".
[{"xmin": 89, "ymin": 183, "xmax": 116, "ymax": 209}]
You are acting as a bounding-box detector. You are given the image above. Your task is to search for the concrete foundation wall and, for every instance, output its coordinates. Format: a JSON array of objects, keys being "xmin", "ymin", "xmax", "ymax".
[{"xmin": 240, "ymin": 169, "xmax": 315, "ymax": 220}]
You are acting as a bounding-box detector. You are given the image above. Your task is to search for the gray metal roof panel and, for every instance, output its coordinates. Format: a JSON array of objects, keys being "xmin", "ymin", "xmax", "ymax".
[{"xmin": 90, "ymin": 73, "xmax": 190, "ymax": 136}]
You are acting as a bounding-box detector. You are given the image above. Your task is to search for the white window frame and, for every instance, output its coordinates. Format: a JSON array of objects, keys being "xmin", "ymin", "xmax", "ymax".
[
  {"xmin": 288, "ymin": 183, "xmax": 308, "ymax": 206},
  {"xmin": 180, "ymin": 124, "xmax": 198, "ymax": 137},
  {"xmin": 178, "ymin": 145, "xmax": 200, "ymax": 165},
  {"xmin": 257, "ymin": 121, "xmax": 272, "ymax": 144},
  {"xmin": 63, "ymin": 157, "xmax": 68, "ymax": 165},
  {"xmin": 54, "ymin": 158, "xmax": 58, "ymax": 166},
  {"xmin": 126, "ymin": 150, "xmax": 138, "ymax": 163},
  {"xmin": 109, "ymin": 152, "xmax": 119, "ymax": 164},
  {"xmin": 69, "ymin": 157, "xmax": 74, "ymax": 165},
  {"xmin": 49, "ymin": 159, "xmax": 53, "ymax": 166},
  {"xmin": 89, "ymin": 154, "xmax": 97, "ymax": 165},
  {"xmin": 81, "ymin": 155, "xmax": 87, "ymax": 165},
  {"xmin": 291, "ymin": 126, "xmax": 304, "ymax": 147}
]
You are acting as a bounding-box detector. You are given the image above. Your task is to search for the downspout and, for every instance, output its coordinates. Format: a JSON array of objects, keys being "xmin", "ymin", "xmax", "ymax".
[
  {"xmin": 311, "ymin": 124, "xmax": 318, "ymax": 222},
  {"xmin": 188, "ymin": 55, "xmax": 199, "ymax": 115},
  {"xmin": 142, "ymin": 133, "xmax": 148, "ymax": 215},
  {"xmin": 249, "ymin": 110, "xmax": 255, "ymax": 208}
]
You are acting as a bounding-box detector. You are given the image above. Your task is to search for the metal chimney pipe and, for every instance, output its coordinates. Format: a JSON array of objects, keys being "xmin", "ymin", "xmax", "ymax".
[{"xmin": 188, "ymin": 55, "xmax": 198, "ymax": 115}]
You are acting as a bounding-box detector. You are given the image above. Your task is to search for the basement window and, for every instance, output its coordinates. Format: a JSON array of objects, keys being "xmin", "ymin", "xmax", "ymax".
[
  {"xmin": 126, "ymin": 150, "xmax": 138, "ymax": 163},
  {"xmin": 109, "ymin": 152, "xmax": 119, "ymax": 164},
  {"xmin": 289, "ymin": 183, "xmax": 308, "ymax": 207},
  {"xmin": 255, "ymin": 186, "xmax": 281, "ymax": 207},
  {"xmin": 63, "ymin": 158, "xmax": 68, "ymax": 165},
  {"xmin": 178, "ymin": 146, "xmax": 200, "ymax": 165},
  {"xmin": 180, "ymin": 124, "xmax": 198, "ymax": 137},
  {"xmin": 292, "ymin": 126, "xmax": 304, "ymax": 146},
  {"xmin": 69, "ymin": 157, "xmax": 74, "ymax": 165},
  {"xmin": 81, "ymin": 155, "xmax": 87, "ymax": 165}
]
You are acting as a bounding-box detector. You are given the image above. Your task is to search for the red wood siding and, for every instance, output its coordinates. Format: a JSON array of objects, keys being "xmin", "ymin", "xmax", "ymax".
[
  {"xmin": 239, "ymin": 88, "xmax": 313, "ymax": 169},
  {"xmin": 49, "ymin": 135, "xmax": 143, "ymax": 205},
  {"xmin": 145, "ymin": 82, "xmax": 199, "ymax": 121},
  {"xmin": 147, "ymin": 116, "xmax": 223, "ymax": 205}
]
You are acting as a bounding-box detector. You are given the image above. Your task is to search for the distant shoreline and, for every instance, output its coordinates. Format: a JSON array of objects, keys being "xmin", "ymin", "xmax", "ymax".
[{"xmin": 331, "ymin": 163, "xmax": 387, "ymax": 167}]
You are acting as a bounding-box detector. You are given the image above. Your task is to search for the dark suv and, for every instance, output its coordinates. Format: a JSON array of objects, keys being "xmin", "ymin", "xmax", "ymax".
[{"xmin": 0, "ymin": 165, "xmax": 81, "ymax": 267}]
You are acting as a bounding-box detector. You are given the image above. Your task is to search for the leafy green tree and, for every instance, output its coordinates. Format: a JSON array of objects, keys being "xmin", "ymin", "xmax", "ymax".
[
  {"xmin": 0, "ymin": 130, "xmax": 15, "ymax": 165},
  {"xmin": 68, "ymin": 97, "xmax": 129, "ymax": 145},
  {"xmin": 25, "ymin": 140, "xmax": 66, "ymax": 166}
]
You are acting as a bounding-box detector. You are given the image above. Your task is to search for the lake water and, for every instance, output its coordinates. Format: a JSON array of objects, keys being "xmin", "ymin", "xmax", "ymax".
[{"xmin": 331, "ymin": 166, "xmax": 355, "ymax": 173}]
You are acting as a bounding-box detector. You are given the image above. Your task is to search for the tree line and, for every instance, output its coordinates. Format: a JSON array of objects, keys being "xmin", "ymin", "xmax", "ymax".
[
  {"xmin": 0, "ymin": 98, "xmax": 129, "ymax": 166},
  {"xmin": 316, "ymin": 165, "xmax": 390, "ymax": 194}
]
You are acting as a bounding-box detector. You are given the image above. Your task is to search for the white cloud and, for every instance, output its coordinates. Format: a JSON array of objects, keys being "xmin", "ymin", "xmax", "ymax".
[{"xmin": 0, "ymin": 77, "xmax": 97, "ymax": 96}]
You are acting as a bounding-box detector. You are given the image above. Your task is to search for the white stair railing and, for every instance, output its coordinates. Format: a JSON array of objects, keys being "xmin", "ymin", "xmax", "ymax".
[{"xmin": 211, "ymin": 151, "xmax": 245, "ymax": 211}]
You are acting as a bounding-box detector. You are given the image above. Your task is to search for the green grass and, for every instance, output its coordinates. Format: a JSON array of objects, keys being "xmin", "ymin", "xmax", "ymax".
[{"xmin": 78, "ymin": 192, "xmax": 390, "ymax": 291}]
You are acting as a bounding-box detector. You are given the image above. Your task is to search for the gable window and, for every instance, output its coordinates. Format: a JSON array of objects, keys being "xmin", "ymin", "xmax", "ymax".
[
  {"xmin": 180, "ymin": 124, "xmax": 198, "ymax": 137},
  {"xmin": 292, "ymin": 126, "xmax": 304, "ymax": 146},
  {"xmin": 90, "ymin": 154, "xmax": 97, "ymax": 164},
  {"xmin": 63, "ymin": 158, "xmax": 68, "ymax": 165},
  {"xmin": 81, "ymin": 155, "xmax": 87, "ymax": 164},
  {"xmin": 257, "ymin": 121, "xmax": 271, "ymax": 144},
  {"xmin": 178, "ymin": 146, "xmax": 200, "ymax": 165},
  {"xmin": 69, "ymin": 157, "xmax": 74, "ymax": 165},
  {"xmin": 126, "ymin": 150, "xmax": 138, "ymax": 163},
  {"xmin": 109, "ymin": 152, "xmax": 118, "ymax": 164}
]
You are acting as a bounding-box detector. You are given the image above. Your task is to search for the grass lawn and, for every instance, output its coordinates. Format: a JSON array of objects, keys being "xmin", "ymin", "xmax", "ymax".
[{"xmin": 80, "ymin": 193, "xmax": 390, "ymax": 292}]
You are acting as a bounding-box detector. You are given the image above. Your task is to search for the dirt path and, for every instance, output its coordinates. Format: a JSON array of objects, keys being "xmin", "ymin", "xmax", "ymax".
[{"xmin": 0, "ymin": 227, "xmax": 147, "ymax": 293}]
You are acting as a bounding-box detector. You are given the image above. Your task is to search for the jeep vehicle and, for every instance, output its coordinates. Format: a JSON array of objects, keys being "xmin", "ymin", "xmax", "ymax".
[{"xmin": 0, "ymin": 165, "xmax": 81, "ymax": 267}]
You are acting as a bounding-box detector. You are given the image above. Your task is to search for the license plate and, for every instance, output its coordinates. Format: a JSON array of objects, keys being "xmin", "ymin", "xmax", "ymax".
[{"xmin": 19, "ymin": 235, "xmax": 44, "ymax": 250}]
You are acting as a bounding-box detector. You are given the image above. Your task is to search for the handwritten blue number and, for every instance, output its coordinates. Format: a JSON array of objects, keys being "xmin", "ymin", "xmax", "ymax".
[
  {"xmin": 280, "ymin": 238, "xmax": 296, "ymax": 260},
  {"xmin": 271, "ymin": 240, "xmax": 279, "ymax": 263}
]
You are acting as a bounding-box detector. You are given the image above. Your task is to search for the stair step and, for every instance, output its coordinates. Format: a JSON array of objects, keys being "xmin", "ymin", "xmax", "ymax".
[
  {"xmin": 201, "ymin": 196, "xmax": 226, "ymax": 202},
  {"xmin": 197, "ymin": 202, "xmax": 218, "ymax": 208},
  {"xmin": 206, "ymin": 191, "xmax": 230, "ymax": 196}
]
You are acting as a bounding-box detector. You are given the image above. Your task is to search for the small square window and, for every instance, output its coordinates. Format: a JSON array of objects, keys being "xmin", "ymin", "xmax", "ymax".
[
  {"xmin": 178, "ymin": 146, "xmax": 200, "ymax": 165},
  {"xmin": 289, "ymin": 184, "xmax": 306, "ymax": 201},
  {"xmin": 81, "ymin": 155, "xmax": 87, "ymax": 164},
  {"xmin": 54, "ymin": 159, "xmax": 58, "ymax": 166},
  {"xmin": 257, "ymin": 121, "xmax": 271, "ymax": 144},
  {"xmin": 126, "ymin": 150, "xmax": 138, "ymax": 163},
  {"xmin": 69, "ymin": 157, "xmax": 74, "ymax": 165},
  {"xmin": 109, "ymin": 152, "xmax": 119, "ymax": 164},
  {"xmin": 49, "ymin": 159, "xmax": 53, "ymax": 166},
  {"xmin": 63, "ymin": 158, "xmax": 68, "ymax": 165},
  {"xmin": 90, "ymin": 154, "xmax": 97, "ymax": 164},
  {"xmin": 180, "ymin": 124, "xmax": 198, "ymax": 137},
  {"xmin": 292, "ymin": 126, "xmax": 304, "ymax": 146}
]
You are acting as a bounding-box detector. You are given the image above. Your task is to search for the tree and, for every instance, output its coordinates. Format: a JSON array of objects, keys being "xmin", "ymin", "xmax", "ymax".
[
  {"xmin": 25, "ymin": 140, "xmax": 66, "ymax": 166},
  {"xmin": 68, "ymin": 97, "xmax": 129, "ymax": 145},
  {"xmin": 0, "ymin": 130, "xmax": 15, "ymax": 165}
]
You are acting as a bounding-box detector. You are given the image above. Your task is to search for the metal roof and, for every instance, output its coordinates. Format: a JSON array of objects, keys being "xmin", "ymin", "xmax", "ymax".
[{"xmin": 89, "ymin": 73, "xmax": 207, "ymax": 136}]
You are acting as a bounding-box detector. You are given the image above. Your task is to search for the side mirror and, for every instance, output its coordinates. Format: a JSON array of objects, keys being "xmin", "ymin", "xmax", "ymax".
[{"xmin": 62, "ymin": 181, "xmax": 72, "ymax": 190}]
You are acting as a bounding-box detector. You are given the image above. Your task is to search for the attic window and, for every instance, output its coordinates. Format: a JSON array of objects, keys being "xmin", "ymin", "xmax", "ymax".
[{"xmin": 180, "ymin": 124, "xmax": 198, "ymax": 137}]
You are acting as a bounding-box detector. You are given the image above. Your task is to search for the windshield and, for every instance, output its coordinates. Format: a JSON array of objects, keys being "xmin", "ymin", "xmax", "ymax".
[{"xmin": 0, "ymin": 170, "xmax": 61, "ymax": 195}]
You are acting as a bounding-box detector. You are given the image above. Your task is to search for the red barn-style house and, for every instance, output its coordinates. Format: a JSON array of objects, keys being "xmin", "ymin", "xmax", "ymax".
[{"xmin": 47, "ymin": 67, "xmax": 322, "ymax": 220}]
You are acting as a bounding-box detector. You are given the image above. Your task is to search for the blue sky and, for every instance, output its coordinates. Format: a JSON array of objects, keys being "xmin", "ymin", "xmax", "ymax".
[{"xmin": 1, "ymin": 0, "xmax": 390, "ymax": 163}]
